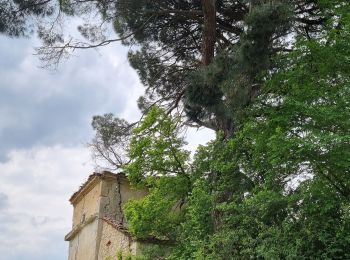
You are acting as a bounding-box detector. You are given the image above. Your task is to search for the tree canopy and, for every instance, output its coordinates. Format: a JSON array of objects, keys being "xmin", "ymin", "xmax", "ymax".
[{"xmin": 123, "ymin": 7, "xmax": 350, "ymax": 258}]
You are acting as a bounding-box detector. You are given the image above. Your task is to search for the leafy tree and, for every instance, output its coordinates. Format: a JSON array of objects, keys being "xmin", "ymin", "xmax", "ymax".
[
  {"xmin": 123, "ymin": 3, "xmax": 350, "ymax": 258},
  {"xmin": 99, "ymin": 2, "xmax": 350, "ymax": 259},
  {"xmin": 200, "ymin": 5, "xmax": 350, "ymax": 259},
  {"xmin": 123, "ymin": 107, "xmax": 191, "ymax": 240}
]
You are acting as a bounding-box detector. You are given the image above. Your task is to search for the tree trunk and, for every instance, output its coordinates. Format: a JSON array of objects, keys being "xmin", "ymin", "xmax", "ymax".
[{"xmin": 201, "ymin": 0, "xmax": 216, "ymax": 65}]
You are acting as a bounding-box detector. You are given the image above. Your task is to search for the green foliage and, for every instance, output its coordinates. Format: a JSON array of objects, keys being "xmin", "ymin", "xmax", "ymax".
[
  {"xmin": 185, "ymin": 2, "xmax": 294, "ymax": 134},
  {"xmin": 202, "ymin": 6, "xmax": 350, "ymax": 259},
  {"xmin": 123, "ymin": 107, "xmax": 190, "ymax": 240},
  {"xmin": 136, "ymin": 244, "xmax": 171, "ymax": 260},
  {"xmin": 241, "ymin": 9, "xmax": 350, "ymax": 195},
  {"xmin": 240, "ymin": 2, "xmax": 292, "ymax": 77},
  {"xmin": 124, "ymin": 4, "xmax": 350, "ymax": 259},
  {"xmin": 124, "ymin": 175, "xmax": 188, "ymax": 240},
  {"xmin": 101, "ymin": 2, "xmax": 350, "ymax": 259},
  {"xmin": 125, "ymin": 107, "xmax": 190, "ymax": 187},
  {"xmin": 169, "ymin": 178, "xmax": 214, "ymax": 260},
  {"xmin": 117, "ymin": 250, "xmax": 123, "ymax": 260}
]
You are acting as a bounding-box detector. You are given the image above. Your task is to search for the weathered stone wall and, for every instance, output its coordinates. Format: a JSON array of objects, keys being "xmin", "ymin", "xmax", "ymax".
[
  {"xmin": 68, "ymin": 217, "xmax": 99, "ymax": 260},
  {"xmin": 97, "ymin": 220, "xmax": 135, "ymax": 259},
  {"xmin": 72, "ymin": 181, "xmax": 101, "ymax": 228},
  {"xmin": 99, "ymin": 175, "xmax": 118, "ymax": 219},
  {"xmin": 66, "ymin": 172, "xmax": 151, "ymax": 260}
]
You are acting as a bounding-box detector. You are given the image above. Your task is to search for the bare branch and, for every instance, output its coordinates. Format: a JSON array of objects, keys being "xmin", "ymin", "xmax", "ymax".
[{"xmin": 36, "ymin": 14, "xmax": 155, "ymax": 68}]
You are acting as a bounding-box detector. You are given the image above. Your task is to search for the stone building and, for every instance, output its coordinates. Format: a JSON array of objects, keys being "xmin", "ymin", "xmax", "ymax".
[{"xmin": 65, "ymin": 171, "xmax": 151, "ymax": 260}]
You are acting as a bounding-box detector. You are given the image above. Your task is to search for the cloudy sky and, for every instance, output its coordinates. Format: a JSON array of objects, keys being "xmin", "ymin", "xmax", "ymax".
[{"xmin": 0, "ymin": 32, "xmax": 213, "ymax": 259}]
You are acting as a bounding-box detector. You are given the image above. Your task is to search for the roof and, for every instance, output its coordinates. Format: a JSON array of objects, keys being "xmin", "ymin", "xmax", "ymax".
[
  {"xmin": 101, "ymin": 216, "xmax": 131, "ymax": 236},
  {"xmin": 69, "ymin": 171, "xmax": 126, "ymax": 204}
]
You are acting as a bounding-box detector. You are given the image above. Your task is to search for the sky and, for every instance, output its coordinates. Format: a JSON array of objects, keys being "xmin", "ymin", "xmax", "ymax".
[{"xmin": 0, "ymin": 33, "xmax": 213, "ymax": 259}]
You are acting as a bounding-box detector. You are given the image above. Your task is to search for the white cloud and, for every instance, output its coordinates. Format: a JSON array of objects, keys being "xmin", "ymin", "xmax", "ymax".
[
  {"xmin": 0, "ymin": 145, "xmax": 94, "ymax": 260},
  {"xmin": 185, "ymin": 127, "xmax": 215, "ymax": 155}
]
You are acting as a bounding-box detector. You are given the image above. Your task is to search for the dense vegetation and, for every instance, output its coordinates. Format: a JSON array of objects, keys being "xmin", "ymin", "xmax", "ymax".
[
  {"xmin": 118, "ymin": 3, "xmax": 350, "ymax": 257},
  {"xmin": 124, "ymin": 16, "xmax": 350, "ymax": 258},
  {"xmin": 2, "ymin": 0, "xmax": 349, "ymax": 259}
]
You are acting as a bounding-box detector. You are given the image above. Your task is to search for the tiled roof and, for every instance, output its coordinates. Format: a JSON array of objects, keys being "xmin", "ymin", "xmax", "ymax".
[{"xmin": 101, "ymin": 216, "xmax": 131, "ymax": 236}]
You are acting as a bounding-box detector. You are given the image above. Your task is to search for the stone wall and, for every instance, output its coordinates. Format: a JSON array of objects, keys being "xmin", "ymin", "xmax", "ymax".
[
  {"xmin": 72, "ymin": 181, "xmax": 101, "ymax": 228},
  {"xmin": 67, "ymin": 216, "xmax": 99, "ymax": 260},
  {"xmin": 97, "ymin": 219, "xmax": 137, "ymax": 259},
  {"xmin": 65, "ymin": 172, "xmax": 149, "ymax": 260}
]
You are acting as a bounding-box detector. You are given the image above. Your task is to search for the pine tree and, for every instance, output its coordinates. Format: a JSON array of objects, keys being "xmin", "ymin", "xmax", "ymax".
[{"xmin": 1, "ymin": 0, "xmax": 339, "ymax": 137}]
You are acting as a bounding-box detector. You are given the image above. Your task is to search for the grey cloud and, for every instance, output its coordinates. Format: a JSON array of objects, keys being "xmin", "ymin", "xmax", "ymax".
[
  {"xmin": 31, "ymin": 216, "xmax": 49, "ymax": 227},
  {"xmin": 0, "ymin": 211, "xmax": 67, "ymax": 260},
  {"xmin": 0, "ymin": 210, "xmax": 20, "ymax": 247},
  {"xmin": 30, "ymin": 216, "xmax": 64, "ymax": 227},
  {"xmin": 0, "ymin": 146, "xmax": 94, "ymax": 260},
  {"xmin": 0, "ymin": 35, "xmax": 142, "ymax": 161},
  {"xmin": 0, "ymin": 193, "xmax": 8, "ymax": 210},
  {"xmin": 0, "ymin": 36, "xmax": 30, "ymax": 69}
]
